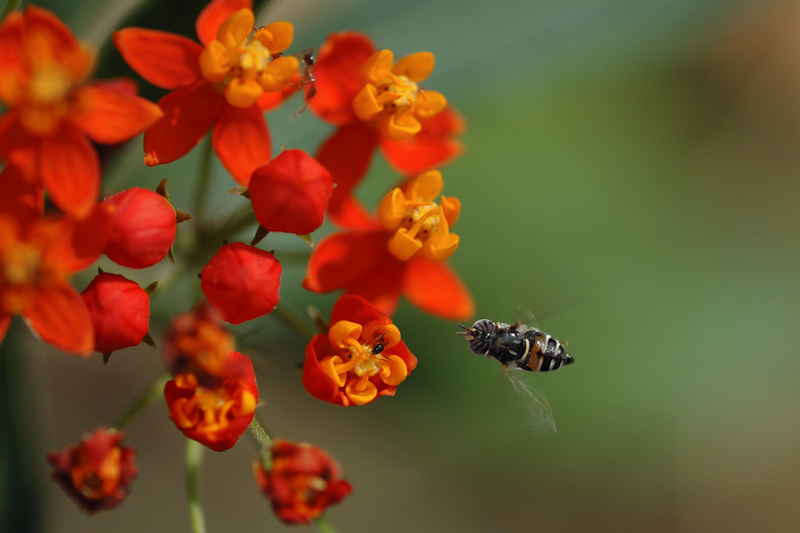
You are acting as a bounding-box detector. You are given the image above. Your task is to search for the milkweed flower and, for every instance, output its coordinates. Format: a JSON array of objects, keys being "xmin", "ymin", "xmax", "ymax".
[
  {"xmin": 200, "ymin": 242, "xmax": 281, "ymax": 324},
  {"xmin": 309, "ymin": 32, "xmax": 464, "ymax": 227},
  {"xmin": 164, "ymin": 350, "xmax": 258, "ymax": 451},
  {"xmin": 248, "ymin": 149, "xmax": 333, "ymax": 235},
  {"xmin": 303, "ymin": 171, "xmax": 474, "ymax": 320},
  {"xmin": 163, "ymin": 302, "xmax": 242, "ymax": 382},
  {"xmin": 0, "ymin": 206, "xmax": 111, "ymax": 355},
  {"xmin": 303, "ymin": 294, "xmax": 417, "ymax": 406},
  {"xmin": 0, "ymin": 6, "xmax": 163, "ymax": 217},
  {"xmin": 46, "ymin": 428, "xmax": 137, "ymax": 514},
  {"xmin": 113, "ymin": 0, "xmax": 300, "ymax": 185},
  {"xmin": 80, "ymin": 272, "xmax": 151, "ymax": 355},
  {"xmin": 253, "ymin": 439, "xmax": 352, "ymax": 525}
]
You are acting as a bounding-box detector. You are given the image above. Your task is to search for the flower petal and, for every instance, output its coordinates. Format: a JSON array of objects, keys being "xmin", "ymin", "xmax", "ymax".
[
  {"xmin": 309, "ymin": 32, "xmax": 375, "ymax": 126},
  {"xmin": 23, "ymin": 283, "xmax": 93, "ymax": 356},
  {"xmin": 196, "ymin": 0, "xmax": 252, "ymax": 46},
  {"xmin": 380, "ymin": 106, "xmax": 466, "ymax": 175},
  {"xmin": 69, "ymin": 85, "xmax": 163, "ymax": 144},
  {"xmin": 0, "ymin": 111, "xmax": 37, "ymax": 173},
  {"xmin": 48, "ymin": 203, "xmax": 113, "ymax": 271},
  {"xmin": 0, "ymin": 163, "xmax": 43, "ymax": 224},
  {"xmin": 316, "ymin": 123, "xmax": 379, "ymax": 228},
  {"xmin": 392, "ymin": 52, "xmax": 434, "ymax": 82},
  {"xmin": 347, "ymin": 257, "xmax": 405, "ymax": 317},
  {"xmin": 303, "ymin": 230, "xmax": 387, "ymax": 293},
  {"xmin": 144, "ymin": 80, "xmax": 223, "ymax": 167},
  {"xmin": 39, "ymin": 123, "xmax": 99, "ymax": 218},
  {"xmin": 403, "ymin": 258, "xmax": 474, "ymax": 320},
  {"xmin": 0, "ymin": 11, "xmax": 27, "ymax": 102},
  {"xmin": 303, "ymin": 335, "xmax": 346, "ymax": 405},
  {"xmin": 329, "ymin": 294, "xmax": 385, "ymax": 328},
  {"xmin": 113, "ymin": 28, "xmax": 204, "ymax": 89},
  {"xmin": 212, "ymin": 102, "xmax": 270, "ymax": 186}
]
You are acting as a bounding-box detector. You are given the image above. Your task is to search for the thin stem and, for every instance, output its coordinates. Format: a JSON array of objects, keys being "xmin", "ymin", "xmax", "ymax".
[
  {"xmin": 111, "ymin": 373, "xmax": 170, "ymax": 430},
  {"xmin": 313, "ymin": 516, "xmax": 340, "ymax": 533},
  {"xmin": 185, "ymin": 438, "xmax": 207, "ymax": 533},
  {"xmin": 248, "ymin": 418, "xmax": 273, "ymax": 451},
  {"xmin": 193, "ymin": 136, "xmax": 215, "ymax": 230},
  {"xmin": 272, "ymin": 305, "xmax": 317, "ymax": 339}
]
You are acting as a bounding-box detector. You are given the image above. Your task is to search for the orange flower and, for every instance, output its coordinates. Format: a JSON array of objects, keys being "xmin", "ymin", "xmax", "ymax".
[
  {"xmin": 303, "ymin": 171, "xmax": 474, "ymax": 320},
  {"xmin": 253, "ymin": 439, "xmax": 352, "ymax": 524},
  {"xmin": 113, "ymin": 0, "xmax": 300, "ymax": 185},
  {"xmin": 0, "ymin": 6, "xmax": 163, "ymax": 217},
  {"xmin": 47, "ymin": 428, "xmax": 137, "ymax": 514},
  {"xmin": 164, "ymin": 351, "xmax": 258, "ymax": 451},
  {"xmin": 309, "ymin": 32, "xmax": 465, "ymax": 228},
  {"xmin": 302, "ymin": 295, "xmax": 417, "ymax": 406},
  {"xmin": 0, "ymin": 205, "xmax": 111, "ymax": 355},
  {"xmin": 163, "ymin": 302, "xmax": 242, "ymax": 383}
]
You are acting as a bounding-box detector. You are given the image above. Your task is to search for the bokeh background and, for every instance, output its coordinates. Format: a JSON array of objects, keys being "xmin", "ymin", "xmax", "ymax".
[{"xmin": 2, "ymin": 0, "xmax": 800, "ymax": 531}]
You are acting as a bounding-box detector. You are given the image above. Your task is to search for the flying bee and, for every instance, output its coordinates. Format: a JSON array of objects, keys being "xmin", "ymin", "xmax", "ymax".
[
  {"xmin": 457, "ymin": 318, "xmax": 574, "ymax": 433},
  {"xmin": 458, "ymin": 319, "xmax": 574, "ymax": 372}
]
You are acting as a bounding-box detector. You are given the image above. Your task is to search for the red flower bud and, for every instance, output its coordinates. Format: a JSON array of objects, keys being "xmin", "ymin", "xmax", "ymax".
[
  {"xmin": 46, "ymin": 428, "xmax": 137, "ymax": 515},
  {"xmin": 103, "ymin": 187, "xmax": 178, "ymax": 268},
  {"xmin": 248, "ymin": 149, "xmax": 333, "ymax": 235},
  {"xmin": 253, "ymin": 439, "xmax": 352, "ymax": 525},
  {"xmin": 164, "ymin": 351, "xmax": 258, "ymax": 452},
  {"xmin": 80, "ymin": 272, "xmax": 150, "ymax": 354},
  {"xmin": 200, "ymin": 242, "xmax": 281, "ymax": 325}
]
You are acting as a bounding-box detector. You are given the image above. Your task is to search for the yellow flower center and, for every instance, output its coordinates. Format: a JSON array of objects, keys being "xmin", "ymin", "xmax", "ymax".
[
  {"xmin": 319, "ymin": 320, "xmax": 407, "ymax": 405},
  {"xmin": 378, "ymin": 170, "xmax": 461, "ymax": 263},
  {"xmin": 198, "ymin": 11, "xmax": 299, "ymax": 108}
]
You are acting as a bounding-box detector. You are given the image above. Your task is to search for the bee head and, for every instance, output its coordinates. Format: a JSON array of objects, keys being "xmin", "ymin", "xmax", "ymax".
[{"xmin": 457, "ymin": 319, "xmax": 496, "ymax": 355}]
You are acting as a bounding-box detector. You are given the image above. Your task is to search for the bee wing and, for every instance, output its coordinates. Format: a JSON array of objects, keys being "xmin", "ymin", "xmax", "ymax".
[
  {"xmin": 503, "ymin": 367, "xmax": 557, "ymax": 435},
  {"xmin": 514, "ymin": 308, "xmax": 542, "ymax": 335}
]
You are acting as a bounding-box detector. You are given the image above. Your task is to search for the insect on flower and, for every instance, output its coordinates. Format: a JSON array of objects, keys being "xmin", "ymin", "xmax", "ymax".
[{"xmin": 457, "ymin": 316, "xmax": 574, "ymax": 433}]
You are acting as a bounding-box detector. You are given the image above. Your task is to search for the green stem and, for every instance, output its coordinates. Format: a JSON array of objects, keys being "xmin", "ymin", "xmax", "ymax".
[
  {"xmin": 272, "ymin": 305, "xmax": 316, "ymax": 339},
  {"xmin": 111, "ymin": 373, "xmax": 170, "ymax": 430},
  {"xmin": 185, "ymin": 438, "xmax": 207, "ymax": 533},
  {"xmin": 247, "ymin": 418, "xmax": 273, "ymax": 450},
  {"xmin": 1, "ymin": 0, "xmax": 21, "ymax": 21},
  {"xmin": 193, "ymin": 136, "xmax": 215, "ymax": 230},
  {"xmin": 313, "ymin": 516, "xmax": 340, "ymax": 533}
]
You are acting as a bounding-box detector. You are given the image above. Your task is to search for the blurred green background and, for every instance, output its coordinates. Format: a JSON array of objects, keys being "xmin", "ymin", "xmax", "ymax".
[{"xmin": 3, "ymin": 0, "xmax": 800, "ymax": 531}]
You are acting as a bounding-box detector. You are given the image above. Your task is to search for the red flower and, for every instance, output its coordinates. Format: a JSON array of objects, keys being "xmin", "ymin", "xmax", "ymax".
[
  {"xmin": 309, "ymin": 32, "xmax": 465, "ymax": 227},
  {"xmin": 80, "ymin": 272, "xmax": 151, "ymax": 354},
  {"xmin": 46, "ymin": 428, "xmax": 137, "ymax": 514},
  {"xmin": 164, "ymin": 350, "xmax": 258, "ymax": 451},
  {"xmin": 113, "ymin": 0, "xmax": 301, "ymax": 185},
  {"xmin": 200, "ymin": 242, "xmax": 281, "ymax": 324},
  {"xmin": 303, "ymin": 295, "xmax": 417, "ymax": 406},
  {"xmin": 163, "ymin": 303, "xmax": 241, "ymax": 383},
  {"xmin": 253, "ymin": 439, "xmax": 352, "ymax": 525},
  {"xmin": 248, "ymin": 149, "xmax": 333, "ymax": 235},
  {"xmin": 0, "ymin": 206, "xmax": 111, "ymax": 355},
  {"xmin": 0, "ymin": 6, "xmax": 163, "ymax": 217},
  {"xmin": 303, "ymin": 171, "xmax": 474, "ymax": 319},
  {"xmin": 102, "ymin": 186, "xmax": 181, "ymax": 268}
]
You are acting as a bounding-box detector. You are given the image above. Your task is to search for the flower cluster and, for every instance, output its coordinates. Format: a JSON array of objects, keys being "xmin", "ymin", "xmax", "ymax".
[{"xmin": 3, "ymin": 0, "xmax": 474, "ymax": 527}]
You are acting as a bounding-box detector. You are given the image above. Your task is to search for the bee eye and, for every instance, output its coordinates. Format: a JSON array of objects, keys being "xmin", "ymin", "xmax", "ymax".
[{"xmin": 372, "ymin": 344, "xmax": 384, "ymax": 355}]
